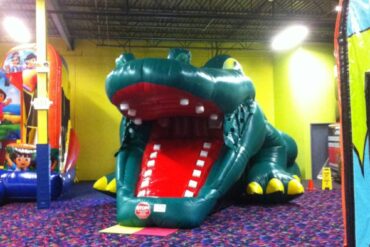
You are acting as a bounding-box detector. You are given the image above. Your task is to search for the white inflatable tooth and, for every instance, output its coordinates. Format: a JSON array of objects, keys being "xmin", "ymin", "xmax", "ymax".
[
  {"xmin": 196, "ymin": 160, "xmax": 205, "ymax": 167},
  {"xmin": 200, "ymin": 150, "xmax": 208, "ymax": 157},
  {"xmin": 147, "ymin": 160, "xmax": 155, "ymax": 167},
  {"xmin": 192, "ymin": 170, "xmax": 201, "ymax": 177},
  {"xmin": 134, "ymin": 118, "xmax": 142, "ymax": 125},
  {"xmin": 184, "ymin": 190, "xmax": 194, "ymax": 197},
  {"xmin": 188, "ymin": 180, "xmax": 198, "ymax": 188},
  {"xmin": 120, "ymin": 103, "xmax": 129, "ymax": 111},
  {"xmin": 195, "ymin": 105, "xmax": 205, "ymax": 114},
  {"xmin": 128, "ymin": 109, "xmax": 136, "ymax": 116},
  {"xmin": 140, "ymin": 179, "xmax": 149, "ymax": 188},
  {"xmin": 137, "ymin": 190, "xmax": 146, "ymax": 197},
  {"xmin": 210, "ymin": 114, "xmax": 218, "ymax": 120},
  {"xmin": 144, "ymin": 169, "xmax": 152, "ymax": 177},
  {"xmin": 150, "ymin": 152, "xmax": 158, "ymax": 159},
  {"xmin": 180, "ymin": 98, "xmax": 189, "ymax": 106},
  {"xmin": 203, "ymin": 142, "xmax": 212, "ymax": 149}
]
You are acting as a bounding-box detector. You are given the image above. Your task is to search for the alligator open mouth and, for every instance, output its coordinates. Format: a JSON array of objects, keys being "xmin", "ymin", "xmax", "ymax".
[
  {"xmin": 105, "ymin": 52, "xmax": 264, "ymax": 228},
  {"xmin": 112, "ymin": 82, "xmax": 225, "ymax": 199}
]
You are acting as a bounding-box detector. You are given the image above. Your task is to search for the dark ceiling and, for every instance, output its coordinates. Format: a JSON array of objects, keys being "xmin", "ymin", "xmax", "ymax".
[{"xmin": 0, "ymin": 0, "xmax": 339, "ymax": 50}]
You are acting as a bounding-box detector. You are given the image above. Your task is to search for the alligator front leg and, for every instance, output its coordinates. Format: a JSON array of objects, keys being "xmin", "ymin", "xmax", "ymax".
[{"xmin": 243, "ymin": 123, "xmax": 304, "ymax": 202}]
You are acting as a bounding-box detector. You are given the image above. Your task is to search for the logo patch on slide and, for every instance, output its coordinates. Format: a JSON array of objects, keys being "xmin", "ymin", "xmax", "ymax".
[{"xmin": 135, "ymin": 202, "xmax": 151, "ymax": 219}]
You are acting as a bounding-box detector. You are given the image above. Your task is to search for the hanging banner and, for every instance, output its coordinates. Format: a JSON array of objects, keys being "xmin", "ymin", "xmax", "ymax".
[
  {"xmin": 336, "ymin": 0, "xmax": 370, "ymax": 246},
  {"xmin": 0, "ymin": 72, "xmax": 22, "ymax": 141}
]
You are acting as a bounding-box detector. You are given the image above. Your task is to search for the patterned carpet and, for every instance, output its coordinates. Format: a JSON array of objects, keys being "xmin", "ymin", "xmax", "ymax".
[{"xmin": 0, "ymin": 182, "xmax": 343, "ymax": 246}]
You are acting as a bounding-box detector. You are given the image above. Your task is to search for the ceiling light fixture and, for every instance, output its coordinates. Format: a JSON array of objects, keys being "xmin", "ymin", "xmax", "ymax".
[
  {"xmin": 271, "ymin": 25, "xmax": 309, "ymax": 51},
  {"xmin": 3, "ymin": 16, "xmax": 31, "ymax": 43}
]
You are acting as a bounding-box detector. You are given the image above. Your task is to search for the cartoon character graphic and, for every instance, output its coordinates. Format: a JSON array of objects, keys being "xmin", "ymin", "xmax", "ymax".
[
  {"xmin": 24, "ymin": 53, "xmax": 37, "ymax": 70},
  {"xmin": 12, "ymin": 152, "xmax": 32, "ymax": 171},
  {"xmin": 0, "ymin": 89, "xmax": 12, "ymax": 123},
  {"xmin": 5, "ymin": 144, "xmax": 35, "ymax": 171},
  {"xmin": 4, "ymin": 52, "xmax": 22, "ymax": 73}
]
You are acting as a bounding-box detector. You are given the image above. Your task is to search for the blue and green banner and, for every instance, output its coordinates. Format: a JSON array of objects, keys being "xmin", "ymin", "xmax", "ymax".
[{"xmin": 336, "ymin": 0, "xmax": 370, "ymax": 246}]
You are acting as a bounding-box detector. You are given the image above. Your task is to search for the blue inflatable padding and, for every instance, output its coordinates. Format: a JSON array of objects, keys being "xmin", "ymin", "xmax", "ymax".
[
  {"xmin": 60, "ymin": 169, "xmax": 75, "ymax": 194},
  {"xmin": 0, "ymin": 180, "xmax": 5, "ymax": 204},
  {"xmin": 0, "ymin": 170, "xmax": 65, "ymax": 201}
]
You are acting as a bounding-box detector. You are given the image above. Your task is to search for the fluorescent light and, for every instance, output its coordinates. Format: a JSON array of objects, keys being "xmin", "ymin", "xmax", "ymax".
[
  {"xmin": 271, "ymin": 25, "xmax": 309, "ymax": 51},
  {"xmin": 3, "ymin": 17, "xmax": 31, "ymax": 43}
]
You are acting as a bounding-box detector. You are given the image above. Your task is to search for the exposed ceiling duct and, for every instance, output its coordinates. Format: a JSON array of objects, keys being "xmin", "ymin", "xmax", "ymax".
[{"xmin": 0, "ymin": 0, "xmax": 338, "ymax": 50}]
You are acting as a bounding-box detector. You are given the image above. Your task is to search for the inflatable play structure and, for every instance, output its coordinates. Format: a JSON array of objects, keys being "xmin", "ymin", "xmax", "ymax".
[
  {"xmin": 335, "ymin": 0, "xmax": 370, "ymax": 246},
  {"xmin": 95, "ymin": 48, "xmax": 304, "ymax": 228},
  {"xmin": 0, "ymin": 44, "xmax": 78, "ymax": 204}
]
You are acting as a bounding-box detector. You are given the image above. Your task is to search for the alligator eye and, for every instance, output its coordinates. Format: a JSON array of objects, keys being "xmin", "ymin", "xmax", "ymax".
[
  {"xmin": 223, "ymin": 58, "xmax": 242, "ymax": 71},
  {"xmin": 168, "ymin": 48, "xmax": 191, "ymax": 64},
  {"xmin": 115, "ymin": 53, "xmax": 135, "ymax": 69}
]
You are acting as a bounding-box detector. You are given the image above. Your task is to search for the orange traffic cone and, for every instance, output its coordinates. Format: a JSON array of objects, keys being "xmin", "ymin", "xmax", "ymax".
[{"xmin": 307, "ymin": 179, "xmax": 315, "ymax": 191}]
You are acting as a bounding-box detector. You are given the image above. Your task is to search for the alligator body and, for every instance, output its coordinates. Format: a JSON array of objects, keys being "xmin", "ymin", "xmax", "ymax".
[{"xmin": 101, "ymin": 48, "xmax": 304, "ymax": 228}]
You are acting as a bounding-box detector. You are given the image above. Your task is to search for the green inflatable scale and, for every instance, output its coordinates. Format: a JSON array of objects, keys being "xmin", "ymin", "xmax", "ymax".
[{"xmin": 100, "ymin": 49, "xmax": 304, "ymax": 228}]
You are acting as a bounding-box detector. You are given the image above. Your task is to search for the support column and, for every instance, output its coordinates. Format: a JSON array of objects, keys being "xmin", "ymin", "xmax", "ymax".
[{"xmin": 36, "ymin": 0, "xmax": 50, "ymax": 209}]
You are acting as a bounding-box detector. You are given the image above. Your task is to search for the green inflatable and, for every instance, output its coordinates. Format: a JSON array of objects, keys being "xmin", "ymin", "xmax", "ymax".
[{"xmin": 99, "ymin": 48, "xmax": 304, "ymax": 228}]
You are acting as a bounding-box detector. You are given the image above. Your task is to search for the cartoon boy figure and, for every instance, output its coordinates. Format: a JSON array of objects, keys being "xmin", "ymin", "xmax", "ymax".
[
  {"xmin": 7, "ymin": 151, "xmax": 32, "ymax": 171},
  {"xmin": 5, "ymin": 144, "xmax": 36, "ymax": 171},
  {"xmin": 5, "ymin": 149, "xmax": 32, "ymax": 171},
  {"xmin": 0, "ymin": 89, "xmax": 12, "ymax": 123},
  {"xmin": 24, "ymin": 53, "xmax": 37, "ymax": 70}
]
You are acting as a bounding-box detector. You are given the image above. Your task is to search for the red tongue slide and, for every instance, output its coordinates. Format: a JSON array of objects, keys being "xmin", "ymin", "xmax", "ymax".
[{"xmin": 136, "ymin": 139, "xmax": 222, "ymax": 198}]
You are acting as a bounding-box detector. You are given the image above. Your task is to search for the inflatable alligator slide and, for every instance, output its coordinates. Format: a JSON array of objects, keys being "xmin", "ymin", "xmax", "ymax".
[{"xmin": 95, "ymin": 49, "xmax": 304, "ymax": 228}]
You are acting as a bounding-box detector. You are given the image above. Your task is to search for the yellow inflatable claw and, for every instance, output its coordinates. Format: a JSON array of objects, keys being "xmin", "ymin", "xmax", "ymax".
[
  {"xmin": 93, "ymin": 176, "xmax": 108, "ymax": 191},
  {"xmin": 266, "ymin": 178, "xmax": 284, "ymax": 194},
  {"xmin": 246, "ymin": 182, "xmax": 263, "ymax": 195},
  {"xmin": 106, "ymin": 178, "xmax": 117, "ymax": 193},
  {"xmin": 287, "ymin": 179, "xmax": 304, "ymax": 195}
]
